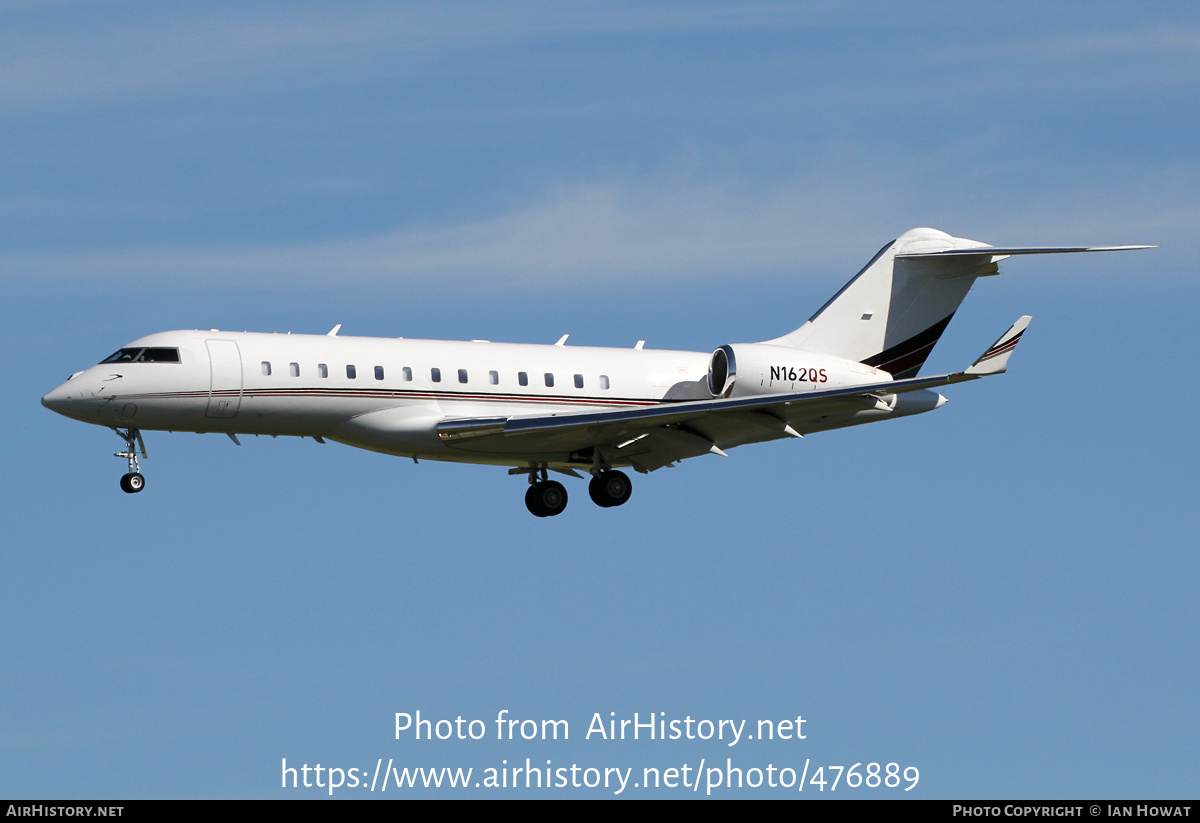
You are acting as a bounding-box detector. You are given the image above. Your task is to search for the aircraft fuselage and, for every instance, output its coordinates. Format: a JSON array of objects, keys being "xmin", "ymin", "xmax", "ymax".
[{"xmin": 42, "ymin": 329, "xmax": 909, "ymax": 470}]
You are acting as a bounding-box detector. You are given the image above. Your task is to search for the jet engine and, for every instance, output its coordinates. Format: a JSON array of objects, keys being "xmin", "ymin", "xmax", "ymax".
[{"xmin": 707, "ymin": 343, "xmax": 891, "ymax": 398}]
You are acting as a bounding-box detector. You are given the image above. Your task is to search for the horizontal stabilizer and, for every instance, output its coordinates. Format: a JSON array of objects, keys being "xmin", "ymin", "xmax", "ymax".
[
  {"xmin": 897, "ymin": 245, "xmax": 1152, "ymax": 259},
  {"xmin": 964, "ymin": 316, "xmax": 1031, "ymax": 376}
]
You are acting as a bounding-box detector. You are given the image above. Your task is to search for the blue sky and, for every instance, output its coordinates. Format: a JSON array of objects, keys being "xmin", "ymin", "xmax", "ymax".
[{"xmin": 3, "ymin": 1, "xmax": 1198, "ymax": 798}]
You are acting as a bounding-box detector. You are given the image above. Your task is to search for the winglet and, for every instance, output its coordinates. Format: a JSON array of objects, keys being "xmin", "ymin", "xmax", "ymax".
[{"xmin": 965, "ymin": 316, "xmax": 1032, "ymax": 376}]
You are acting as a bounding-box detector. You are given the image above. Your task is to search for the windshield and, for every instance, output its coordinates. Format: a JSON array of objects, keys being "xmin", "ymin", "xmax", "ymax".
[{"xmin": 99, "ymin": 347, "xmax": 180, "ymax": 364}]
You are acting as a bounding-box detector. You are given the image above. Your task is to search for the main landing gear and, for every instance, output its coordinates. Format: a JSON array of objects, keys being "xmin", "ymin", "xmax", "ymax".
[
  {"xmin": 521, "ymin": 464, "xmax": 633, "ymax": 517},
  {"xmin": 526, "ymin": 479, "xmax": 568, "ymax": 518},
  {"xmin": 113, "ymin": 427, "xmax": 147, "ymax": 494},
  {"xmin": 522, "ymin": 465, "xmax": 567, "ymax": 517},
  {"xmin": 588, "ymin": 470, "xmax": 632, "ymax": 508}
]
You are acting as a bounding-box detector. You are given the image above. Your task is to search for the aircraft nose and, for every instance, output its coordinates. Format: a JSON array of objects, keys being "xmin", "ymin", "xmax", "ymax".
[
  {"xmin": 42, "ymin": 373, "xmax": 85, "ymax": 416},
  {"xmin": 42, "ymin": 382, "xmax": 71, "ymax": 413}
]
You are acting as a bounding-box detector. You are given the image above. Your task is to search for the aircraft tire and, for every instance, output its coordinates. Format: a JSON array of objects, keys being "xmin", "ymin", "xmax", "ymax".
[
  {"xmin": 527, "ymin": 480, "xmax": 567, "ymax": 517},
  {"xmin": 121, "ymin": 472, "xmax": 145, "ymax": 494},
  {"xmin": 525, "ymin": 484, "xmax": 566, "ymax": 515},
  {"xmin": 588, "ymin": 475, "xmax": 613, "ymax": 507},
  {"xmin": 525, "ymin": 483, "xmax": 548, "ymax": 517},
  {"xmin": 589, "ymin": 471, "xmax": 631, "ymax": 508},
  {"xmin": 538, "ymin": 480, "xmax": 568, "ymax": 516}
]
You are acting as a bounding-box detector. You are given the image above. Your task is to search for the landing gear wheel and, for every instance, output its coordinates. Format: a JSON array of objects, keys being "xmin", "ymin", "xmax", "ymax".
[
  {"xmin": 525, "ymin": 481, "xmax": 568, "ymax": 517},
  {"xmin": 588, "ymin": 470, "xmax": 632, "ymax": 508},
  {"xmin": 120, "ymin": 472, "xmax": 145, "ymax": 494},
  {"xmin": 525, "ymin": 483, "xmax": 547, "ymax": 517}
]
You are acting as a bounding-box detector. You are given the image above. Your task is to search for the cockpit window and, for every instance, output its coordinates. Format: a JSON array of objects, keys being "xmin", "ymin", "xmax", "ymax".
[
  {"xmin": 99, "ymin": 347, "xmax": 180, "ymax": 364},
  {"xmin": 101, "ymin": 348, "xmax": 143, "ymax": 364},
  {"xmin": 140, "ymin": 348, "xmax": 180, "ymax": 362}
]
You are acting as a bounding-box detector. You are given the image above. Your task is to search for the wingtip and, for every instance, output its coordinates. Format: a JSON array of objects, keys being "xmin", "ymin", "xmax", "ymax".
[{"xmin": 964, "ymin": 316, "xmax": 1031, "ymax": 376}]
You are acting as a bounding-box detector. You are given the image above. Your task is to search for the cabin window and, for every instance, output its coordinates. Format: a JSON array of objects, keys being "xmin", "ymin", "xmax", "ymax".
[
  {"xmin": 458, "ymin": 369, "xmax": 468, "ymax": 384},
  {"xmin": 346, "ymin": 365, "xmax": 357, "ymax": 379},
  {"xmin": 431, "ymin": 368, "xmax": 441, "ymax": 383},
  {"xmin": 574, "ymin": 374, "xmax": 584, "ymax": 389},
  {"xmin": 489, "ymin": 370, "xmax": 499, "ymax": 385},
  {"xmin": 318, "ymin": 364, "xmax": 328, "ymax": 378},
  {"xmin": 544, "ymin": 373, "xmax": 554, "ymax": 388},
  {"xmin": 289, "ymin": 362, "xmax": 300, "ymax": 377},
  {"xmin": 261, "ymin": 361, "xmax": 272, "ymax": 376},
  {"xmin": 375, "ymin": 366, "xmax": 384, "ymax": 380},
  {"xmin": 518, "ymin": 372, "xmax": 528, "ymax": 386},
  {"xmin": 599, "ymin": 375, "xmax": 610, "ymax": 390},
  {"xmin": 402, "ymin": 367, "xmax": 413, "ymax": 381}
]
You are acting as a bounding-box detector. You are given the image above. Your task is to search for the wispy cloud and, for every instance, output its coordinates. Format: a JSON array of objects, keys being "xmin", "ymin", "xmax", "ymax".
[
  {"xmin": 1004, "ymin": 27, "xmax": 1200, "ymax": 59},
  {"xmin": 2, "ymin": 160, "xmax": 1181, "ymax": 291},
  {"xmin": 1, "ymin": 174, "xmax": 864, "ymax": 288},
  {"xmin": 0, "ymin": 1, "xmax": 874, "ymax": 106}
]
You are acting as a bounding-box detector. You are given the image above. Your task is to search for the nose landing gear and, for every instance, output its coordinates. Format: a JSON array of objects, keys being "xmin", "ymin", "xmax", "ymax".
[
  {"xmin": 113, "ymin": 427, "xmax": 147, "ymax": 494},
  {"xmin": 119, "ymin": 472, "xmax": 145, "ymax": 493}
]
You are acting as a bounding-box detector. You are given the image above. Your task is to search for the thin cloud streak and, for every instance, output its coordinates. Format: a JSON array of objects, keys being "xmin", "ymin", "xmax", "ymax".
[
  {"xmin": 1, "ymin": 168, "xmax": 1179, "ymax": 291},
  {"xmin": 3, "ymin": 178, "xmax": 867, "ymax": 288},
  {"xmin": 5, "ymin": 3, "xmax": 1197, "ymax": 108},
  {"xmin": 0, "ymin": 1, "xmax": 873, "ymax": 106}
]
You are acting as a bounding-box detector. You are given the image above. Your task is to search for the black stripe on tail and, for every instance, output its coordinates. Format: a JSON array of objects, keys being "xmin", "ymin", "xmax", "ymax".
[{"xmin": 862, "ymin": 314, "xmax": 955, "ymax": 379}]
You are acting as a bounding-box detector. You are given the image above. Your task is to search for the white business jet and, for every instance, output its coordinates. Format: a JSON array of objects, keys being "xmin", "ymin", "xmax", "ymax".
[{"xmin": 42, "ymin": 228, "xmax": 1147, "ymax": 516}]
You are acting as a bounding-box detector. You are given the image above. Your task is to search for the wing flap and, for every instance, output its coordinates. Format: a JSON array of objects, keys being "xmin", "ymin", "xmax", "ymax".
[
  {"xmin": 436, "ymin": 371, "xmax": 973, "ymax": 459},
  {"xmin": 492, "ymin": 371, "xmax": 972, "ymax": 438}
]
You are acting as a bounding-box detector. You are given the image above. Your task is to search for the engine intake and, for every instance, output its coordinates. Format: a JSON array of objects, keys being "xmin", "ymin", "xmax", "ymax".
[{"xmin": 708, "ymin": 345, "xmax": 736, "ymax": 398}]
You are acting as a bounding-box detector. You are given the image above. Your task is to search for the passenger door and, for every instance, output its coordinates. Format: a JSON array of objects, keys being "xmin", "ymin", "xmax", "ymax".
[{"xmin": 205, "ymin": 339, "xmax": 242, "ymax": 418}]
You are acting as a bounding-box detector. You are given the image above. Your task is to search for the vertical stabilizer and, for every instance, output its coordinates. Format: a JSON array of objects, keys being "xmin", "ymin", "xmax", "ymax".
[{"xmin": 763, "ymin": 228, "xmax": 998, "ymax": 378}]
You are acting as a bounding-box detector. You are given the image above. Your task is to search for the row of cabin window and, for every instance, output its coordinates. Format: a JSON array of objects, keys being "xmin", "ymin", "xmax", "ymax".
[{"xmin": 260, "ymin": 361, "xmax": 611, "ymax": 390}]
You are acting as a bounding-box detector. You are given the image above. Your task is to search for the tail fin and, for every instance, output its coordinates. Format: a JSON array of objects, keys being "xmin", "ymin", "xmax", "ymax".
[{"xmin": 764, "ymin": 228, "xmax": 1149, "ymax": 378}]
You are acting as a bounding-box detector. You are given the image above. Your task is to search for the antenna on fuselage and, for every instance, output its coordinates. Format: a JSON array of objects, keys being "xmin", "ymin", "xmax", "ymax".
[{"xmin": 327, "ymin": 324, "xmax": 342, "ymax": 336}]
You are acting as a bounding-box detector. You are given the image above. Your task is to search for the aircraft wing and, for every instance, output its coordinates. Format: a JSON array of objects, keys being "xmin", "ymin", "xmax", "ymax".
[{"xmin": 438, "ymin": 317, "xmax": 1033, "ymax": 473}]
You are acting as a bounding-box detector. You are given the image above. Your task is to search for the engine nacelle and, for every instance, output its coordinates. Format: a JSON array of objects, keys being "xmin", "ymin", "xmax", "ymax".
[{"xmin": 708, "ymin": 343, "xmax": 892, "ymax": 398}]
